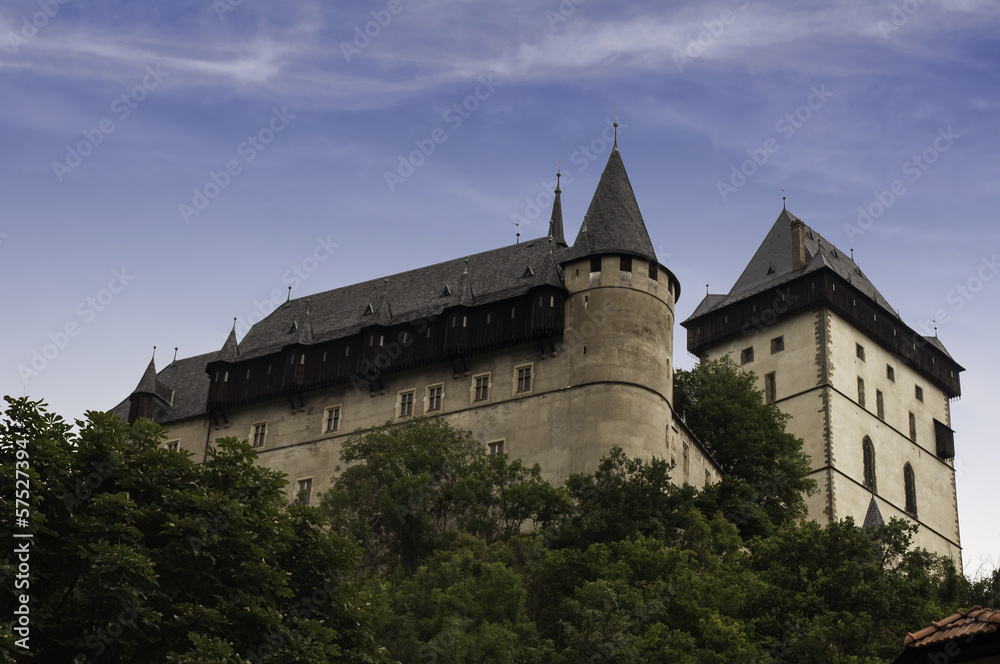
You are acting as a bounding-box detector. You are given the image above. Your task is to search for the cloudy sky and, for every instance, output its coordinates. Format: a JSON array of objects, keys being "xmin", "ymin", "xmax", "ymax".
[{"xmin": 1, "ymin": 0, "xmax": 997, "ymax": 571}]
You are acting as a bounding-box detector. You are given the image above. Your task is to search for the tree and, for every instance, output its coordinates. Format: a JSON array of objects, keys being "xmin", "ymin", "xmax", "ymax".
[
  {"xmin": 0, "ymin": 396, "xmax": 385, "ymax": 663},
  {"xmin": 322, "ymin": 417, "xmax": 568, "ymax": 571},
  {"xmin": 673, "ymin": 357, "xmax": 815, "ymax": 536}
]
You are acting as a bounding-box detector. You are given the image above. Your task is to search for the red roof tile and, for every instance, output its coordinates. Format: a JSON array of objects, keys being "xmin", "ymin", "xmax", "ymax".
[{"xmin": 903, "ymin": 607, "xmax": 1000, "ymax": 649}]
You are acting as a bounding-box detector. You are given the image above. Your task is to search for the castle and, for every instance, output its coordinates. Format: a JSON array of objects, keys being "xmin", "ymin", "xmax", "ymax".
[{"xmin": 114, "ymin": 135, "xmax": 963, "ymax": 566}]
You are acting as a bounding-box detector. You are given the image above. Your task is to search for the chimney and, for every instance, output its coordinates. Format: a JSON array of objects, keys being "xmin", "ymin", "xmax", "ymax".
[{"xmin": 791, "ymin": 217, "xmax": 806, "ymax": 271}]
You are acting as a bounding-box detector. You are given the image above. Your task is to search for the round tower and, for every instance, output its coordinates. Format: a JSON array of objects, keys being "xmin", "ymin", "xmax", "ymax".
[{"xmin": 554, "ymin": 142, "xmax": 682, "ymax": 474}]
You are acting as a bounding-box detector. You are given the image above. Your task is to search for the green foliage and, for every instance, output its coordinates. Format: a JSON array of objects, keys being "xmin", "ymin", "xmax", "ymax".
[
  {"xmin": 0, "ymin": 396, "xmax": 386, "ymax": 664},
  {"xmin": 674, "ymin": 356, "xmax": 816, "ymax": 537},
  {"xmin": 323, "ymin": 417, "xmax": 569, "ymax": 571}
]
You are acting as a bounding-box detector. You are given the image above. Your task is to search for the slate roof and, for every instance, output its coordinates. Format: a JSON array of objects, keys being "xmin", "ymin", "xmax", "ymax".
[
  {"xmin": 901, "ymin": 606, "xmax": 1000, "ymax": 649},
  {"xmin": 562, "ymin": 147, "xmax": 657, "ymax": 264},
  {"xmin": 687, "ymin": 208, "xmax": 898, "ymax": 321},
  {"xmin": 112, "ymin": 351, "xmax": 217, "ymax": 423},
  {"xmin": 862, "ymin": 497, "xmax": 884, "ymax": 530},
  {"xmin": 230, "ymin": 237, "xmax": 565, "ymax": 362}
]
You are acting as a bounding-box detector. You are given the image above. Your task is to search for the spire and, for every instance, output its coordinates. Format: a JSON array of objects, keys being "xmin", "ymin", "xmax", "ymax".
[
  {"xmin": 218, "ymin": 322, "xmax": 239, "ymax": 362},
  {"xmin": 547, "ymin": 168, "xmax": 566, "ymax": 246},
  {"xmin": 561, "ymin": 145, "xmax": 656, "ymax": 264},
  {"xmin": 132, "ymin": 354, "xmax": 159, "ymax": 395}
]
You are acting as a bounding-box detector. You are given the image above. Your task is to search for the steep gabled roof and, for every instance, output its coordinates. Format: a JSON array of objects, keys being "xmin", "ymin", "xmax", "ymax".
[
  {"xmin": 686, "ymin": 208, "xmax": 897, "ymax": 321},
  {"xmin": 113, "ymin": 351, "xmax": 217, "ymax": 424},
  {"xmin": 234, "ymin": 237, "xmax": 565, "ymax": 361},
  {"xmin": 548, "ymin": 171, "xmax": 566, "ymax": 246},
  {"xmin": 562, "ymin": 147, "xmax": 657, "ymax": 264}
]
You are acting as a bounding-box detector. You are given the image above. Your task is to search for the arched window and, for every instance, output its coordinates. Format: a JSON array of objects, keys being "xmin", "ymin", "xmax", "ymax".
[
  {"xmin": 904, "ymin": 464, "xmax": 917, "ymax": 517},
  {"xmin": 862, "ymin": 437, "xmax": 876, "ymax": 492}
]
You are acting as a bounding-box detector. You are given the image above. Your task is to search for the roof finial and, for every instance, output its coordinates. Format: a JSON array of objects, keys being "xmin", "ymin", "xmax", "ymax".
[
  {"xmin": 173, "ymin": 347, "xmax": 178, "ymax": 363},
  {"xmin": 613, "ymin": 119, "xmax": 619, "ymax": 149},
  {"xmin": 782, "ymin": 188, "xmax": 786, "ymax": 210},
  {"xmin": 286, "ymin": 286, "xmax": 291, "ymax": 302},
  {"xmin": 934, "ymin": 325, "xmax": 938, "ymax": 338},
  {"xmin": 513, "ymin": 220, "xmax": 520, "ymax": 244},
  {"xmin": 305, "ymin": 299, "xmax": 311, "ymax": 315},
  {"xmin": 555, "ymin": 162, "xmax": 562, "ymax": 192},
  {"xmin": 706, "ymin": 284, "xmax": 709, "ymax": 296},
  {"xmin": 152, "ymin": 345, "xmax": 156, "ymax": 361},
  {"xmin": 232, "ymin": 317, "xmax": 237, "ymax": 332},
  {"xmin": 850, "ymin": 248, "xmax": 854, "ymax": 261}
]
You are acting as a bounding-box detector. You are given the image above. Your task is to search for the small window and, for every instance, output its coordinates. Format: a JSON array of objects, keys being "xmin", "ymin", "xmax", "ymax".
[
  {"xmin": 297, "ymin": 478, "xmax": 312, "ymax": 505},
  {"xmin": 324, "ymin": 406, "xmax": 341, "ymax": 433},
  {"xmin": 856, "ymin": 343, "xmax": 866, "ymax": 362},
  {"xmin": 648, "ymin": 263, "xmax": 658, "ymax": 281},
  {"xmin": 488, "ymin": 440, "xmax": 505, "ymax": 456},
  {"xmin": 516, "ymin": 364, "xmax": 533, "ymax": 393},
  {"xmin": 909, "ymin": 412, "xmax": 916, "ymax": 442},
  {"xmin": 915, "ymin": 385, "xmax": 924, "ymax": 402},
  {"xmin": 741, "ymin": 347, "xmax": 754, "ymax": 364},
  {"xmin": 771, "ymin": 336, "xmax": 784, "ymax": 354},
  {"xmin": 427, "ymin": 385, "xmax": 443, "ymax": 412},
  {"xmin": 473, "ymin": 373, "xmax": 490, "ymax": 402},
  {"xmin": 704, "ymin": 469, "xmax": 711, "ymax": 485},
  {"xmin": 620, "ymin": 256, "xmax": 632, "ymax": 273},
  {"xmin": 252, "ymin": 422, "xmax": 267, "ymax": 448},
  {"xmin": 862, "ymin": 437, "xmax": 876, "ymax": 491},
  {"xmin": 904, "ymin": 464, "xmax": 917, "ymax": 517},
  {"xmin": 886, "ymin": 365, "xmax": 895, "ymax": 382},
  {"xmin": 590, "ymin": 256, "xmax": 601, "ymax": 273},
  {"xmin": 398, "ymin": 391, "xmax": 415, "ymax": 418},
  {"xmin": 858, "ymin": 377, "xmax": 866, "ymax": 408},
  {"xmin": 764, "ymin": 372, "xmax": 776, "ymax": 403},
  {"xmin": 682, "ymin": 442, "xmax": 690, "ymax": 474},
  {"xmin": 166, "ymin": 439, "xmax": 179, "ymax": 452},
  {"xmin": 876, "ymin": 390, "xmax": 885, "ymax": 420}
]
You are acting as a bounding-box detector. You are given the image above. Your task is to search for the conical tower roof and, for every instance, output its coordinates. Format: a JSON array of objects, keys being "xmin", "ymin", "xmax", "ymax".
[
  {"xmin": 548, "ymin": 170, "xmax": 566, "ymax": 246},
  {"xmin": 132, "ymin": 356, "xmax": 159, "ymax": 395},
  {"xmin": 218, "ymin": 325, "xmax": 239, "ymax": 362},
  {"xmin": 562, "ymin": 146, "xmax": 656, "ymax": 263}
]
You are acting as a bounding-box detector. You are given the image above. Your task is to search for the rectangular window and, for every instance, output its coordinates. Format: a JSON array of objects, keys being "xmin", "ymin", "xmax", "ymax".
[
  {"xmin": 705, "ymin": 469, "xmax": 711, "ymax": 486},
  {"xmin": 516, "ymin": 364, "xmax": 532, "ymax": 393},
  {"xmin": 876, "ymin": 390, "xmax": 885, "ymax": 420},
  {"xmin": 887, "ymin": 364, "xmax": 895, "ymax": 382},
  {"xmin": 764, "ymin": 372, "xmax": 776, "ymax": 403},
  {"xmin": 427, "ymin": 385, "xmax": 443, "ymax": 412},
  {"xmin": 398, "ymin": 391, "xmax": 414, "ymax": 418},
  {"xmin": 252, "ymin": 422, "xmax": 267, "ymax": 448},
  {"xmin": 915, "ymin": 385, "xmax": 924, "ymax": 402},
  {"xmin": 856, "ymin": 343, "xmax": 866, "ymax": 361},
  {"xmin": 648, "ymin": 262, "xmax": 658, "ymax": 281},
  {"xmin": 620, "ymin": 256, "xmax": 632, "ymax": 273},
  {"xmin": 474, "ymin": 373, "xmax": 490, "ymax": 402},
  {"xmin": 771, "ymin": 336, "xmax": 784, "ymax": 354},
  {"xmin": 909, "ymin": 412, "xmax": 917, "ymax": 442},
  {"xmin": 297, "ymin": 478, "xmax": 312, "ymax": 505},
  {"xmin": 590, "ymin": 256, "xmax": 602, "ymax": 273},
  {"xmin": 488, "ymin": 440, "xmax": 505, "ymax": 456},
  {"xmin": 166, "ymin": 439, "xmax": 179, "ymax": 452},
  {"xmin": 324, "ymin": 405, "xmax": 341, "ymax": 433},
  {"xmin": 858, "ymin": 377, "xmax": 866, "ymax": 408},
  {"xmin": 682, "ymin": 442, "xmax": 690, "ymax": 474},
  {"xmin": 741, "ymin": 347, "xmax": 754, "ymax": 364}
]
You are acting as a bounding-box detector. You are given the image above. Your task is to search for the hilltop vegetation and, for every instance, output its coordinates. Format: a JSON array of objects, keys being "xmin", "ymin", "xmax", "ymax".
[{"xmin": 2, "ymin": 358, "xmax": 996, "ymax": 663}]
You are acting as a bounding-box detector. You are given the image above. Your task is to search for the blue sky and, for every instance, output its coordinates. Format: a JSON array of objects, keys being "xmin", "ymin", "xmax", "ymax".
[{"xmin": 1, "ymin": 0, "xmax": 998, "ymax": 572}]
